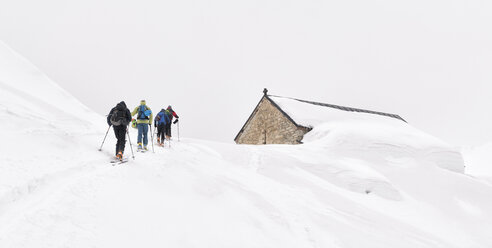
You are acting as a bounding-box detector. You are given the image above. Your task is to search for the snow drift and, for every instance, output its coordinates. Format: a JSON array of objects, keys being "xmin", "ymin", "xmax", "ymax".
[
  {"xmin": 1, "ymin": 41, "xmax": 491, "ymax": 248},
  {"xmin": 463, "ymin": 143, "xmax": 492, "ymax": 184},
  {"xmin": 270, "ymin": 95, "xmax": 464, "ymax": 173}
]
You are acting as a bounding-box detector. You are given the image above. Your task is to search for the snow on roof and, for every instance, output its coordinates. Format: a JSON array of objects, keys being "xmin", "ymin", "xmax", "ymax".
[{"xmin": 268, "ymin": 95, "xmax": 405, "ymax": 129}]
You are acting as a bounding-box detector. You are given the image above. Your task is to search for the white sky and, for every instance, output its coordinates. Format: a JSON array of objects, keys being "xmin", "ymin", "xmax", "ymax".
[{"xmin": 1, "ymin": 0, "xmax": 491, "ymax": 146}]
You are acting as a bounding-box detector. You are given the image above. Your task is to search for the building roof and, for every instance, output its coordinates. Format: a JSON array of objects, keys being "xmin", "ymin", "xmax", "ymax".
[
  {"xmin": 268, "ymin": 95, "xmax": 406, "ymax": 127},
  {"xmin": 234, "ymin": 89, "xmax": 406, "ymax": 142}
]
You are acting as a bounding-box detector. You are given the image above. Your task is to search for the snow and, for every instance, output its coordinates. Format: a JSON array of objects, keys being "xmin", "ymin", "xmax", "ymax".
[
  {"xmin": 1, "ymin": 41, "xmax": 492, "ymax": 247},
  {"xmin": 269, "ymin": 96, "xmax": 464, "ymax": 173},
  {"xmin": 269, "ymin": 95, "xmax": 404, "ymax": 128},
  {"xmin": 462, "ymin": 143, "xmax": 492, "ymax": 184}
]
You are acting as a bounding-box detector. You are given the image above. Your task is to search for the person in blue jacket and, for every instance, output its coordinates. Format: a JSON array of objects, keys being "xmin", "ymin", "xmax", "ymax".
[
  {"xmin": 131, "ymin": 100, "xmax": 153, "ymax": 150},
  {"xmin": 154, "ymin": 109, "xmax": 170, "ymax": 146}
]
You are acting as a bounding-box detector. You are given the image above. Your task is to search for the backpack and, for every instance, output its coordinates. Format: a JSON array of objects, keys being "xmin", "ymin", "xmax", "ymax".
[
  {"xmin": 137, "ymin": 105, "xmax": 152, "ymax": 120},
  {"xmin": 165, "ymin": 109, "xmax": 173, "ymax": 118},
  {"xmin": 156, "ymin": 111, "xmax": 169, "ymax": 125},
  {"xmin": 110, "ymin": 108, "xmax": 127, "ymax": 126}
]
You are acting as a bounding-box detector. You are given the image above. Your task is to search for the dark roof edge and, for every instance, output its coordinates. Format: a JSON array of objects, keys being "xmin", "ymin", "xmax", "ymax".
[
  {"xmin": 233, "ymin": 95, "xmax": 309, "ymax": 142},
  {"xmin": 265, "ymin": 95, "xmax": 306, "ymax": 128},
  {"xmin": 268, "ymin": 95, "xmax": 407, "ymax": 123},
  {"xmin": 234, "ymin": 95, "xmax": 268, "ymax": 142}
]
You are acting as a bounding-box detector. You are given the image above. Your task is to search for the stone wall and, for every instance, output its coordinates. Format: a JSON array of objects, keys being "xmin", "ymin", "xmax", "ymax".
[{"xmin": 235, "ymin": 97, "xmax": 309, "ymax": 145}]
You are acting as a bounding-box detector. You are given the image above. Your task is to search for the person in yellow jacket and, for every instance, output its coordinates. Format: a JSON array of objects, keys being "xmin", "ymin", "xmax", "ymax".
[{"xmin": 131, "ymin": 100, "xmax": 153, "ymax": 150}]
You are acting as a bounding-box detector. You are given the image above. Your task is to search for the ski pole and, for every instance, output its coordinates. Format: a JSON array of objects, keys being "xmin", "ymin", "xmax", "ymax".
[
  {"xmin": 149, "ymin": 125, "xmax": 155, "ymax": 153},
  {"xmin": 99, "ymin": 125, "xmax": 111, "ymax": 151},
  {"xmin": 126, "ymin": 128, "xmax": 135, "ymax": 160},
  {"xmin": 154, "ymin": 126, "xmax": 158, "ymax": 144}
]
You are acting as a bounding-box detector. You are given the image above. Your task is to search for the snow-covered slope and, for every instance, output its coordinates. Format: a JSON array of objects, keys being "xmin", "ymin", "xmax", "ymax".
[
  {"xmin": 463, "ymin": 143, "xmax": 492, "ymax": 183},
  {"xmin": 0, "ymin": 40, "xmax": 101, "ymax": 130},
  {"xmin": 1, "ymin": 41, "xmax": 492, "ymax": 248},
  {"xmin": 0, "ymin": 40, "xmax": 105, "ymax": 203}
]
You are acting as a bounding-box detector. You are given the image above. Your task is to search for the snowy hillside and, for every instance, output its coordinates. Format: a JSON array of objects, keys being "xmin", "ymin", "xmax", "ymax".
[
  {"xmin": 1, "ymin": 41, "xmax": 492, "ymax": 248},
  {"xmin": 0, "ymin": 39, "xmax": 105, "ymax": 200},
  {"xmin": 463, "ymin": 143, "xmax": 492, "ymax": 183}
]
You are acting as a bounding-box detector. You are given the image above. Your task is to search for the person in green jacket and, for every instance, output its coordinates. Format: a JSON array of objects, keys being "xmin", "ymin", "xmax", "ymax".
[{"xmin": 131, "ymin": 100, "xmax": 153, "ymax": 150}]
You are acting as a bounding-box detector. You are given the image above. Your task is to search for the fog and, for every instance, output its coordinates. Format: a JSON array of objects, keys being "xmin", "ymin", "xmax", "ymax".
[{"xmin": 1, "ymin": 0, "xmax": 491, "ymax": 145}]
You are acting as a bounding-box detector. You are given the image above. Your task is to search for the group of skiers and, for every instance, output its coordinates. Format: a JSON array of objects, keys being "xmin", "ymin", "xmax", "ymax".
[{"xmin": 107, "ymin": 100, "xmax": 179, "ymax": 160}]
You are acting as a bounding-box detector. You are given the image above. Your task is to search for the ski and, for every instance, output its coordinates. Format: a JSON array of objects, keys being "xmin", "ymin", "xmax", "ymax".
[
  {"xmin": 111, "ymin": 160, "xmax": 128, "ymax": 165},
  {"xmin": 110, "ymin": 158, "xmax": 129, "ymax": 165}
]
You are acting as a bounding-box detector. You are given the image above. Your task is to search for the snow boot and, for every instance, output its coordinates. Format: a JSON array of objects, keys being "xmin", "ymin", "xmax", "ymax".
[
  {"xmin": 144, "ymin": 145, "xmax": 148, "ymax": 151},
  {"xmin": 137, "ymin": 143, "xmax": 143, "ymax": 149},
  {"xmin": 117, "ymin": 151, "xmax": 123, "ymax": 160}
]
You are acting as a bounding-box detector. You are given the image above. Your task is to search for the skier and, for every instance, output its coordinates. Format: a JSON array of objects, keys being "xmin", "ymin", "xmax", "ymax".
[
  {"xmin": 164, "ymin": 105, "xmax": 179, "ymax": 140},
  {"xmin": 131, "ymin": 100, "xmax": 153, "ymax": 151},
  {"xmin": 154, "ymin": 109, "xmax": 170, "ymax": 146},
  {"xmin": 107, "ymin": 101, "xmax": 132, "ymax": 160}
]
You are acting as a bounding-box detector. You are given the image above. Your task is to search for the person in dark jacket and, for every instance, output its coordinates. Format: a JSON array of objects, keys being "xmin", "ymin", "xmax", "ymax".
[
  {"xmin": 164, "ymin": 105, "xmax": 179, "ymax": 140},
  {"xmin": 107, "ymin": 101, "xmax": 132, "ymax": 160},
  {"xmin": 154, "ymin": 109, "xmax": 170, "ymax": 146}
]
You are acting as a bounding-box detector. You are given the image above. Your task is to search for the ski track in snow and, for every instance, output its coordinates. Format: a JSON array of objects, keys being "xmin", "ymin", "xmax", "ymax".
[
  {"xmin": 0, "ymin": 136, "xmax": 490, "ymax": 248},
  {"xmin": 0, "ymin": 141, "xmax": 437, "ymax": 247},
  {"xmin": 0, "ymin": 158, "xmax": 110, "ymax": 236}
]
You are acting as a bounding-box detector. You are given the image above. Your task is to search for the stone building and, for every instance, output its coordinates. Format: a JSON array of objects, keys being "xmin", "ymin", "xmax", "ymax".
[{"xmin": 234, "ymin": 89, "xmax": 405, "ymax": 145}]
